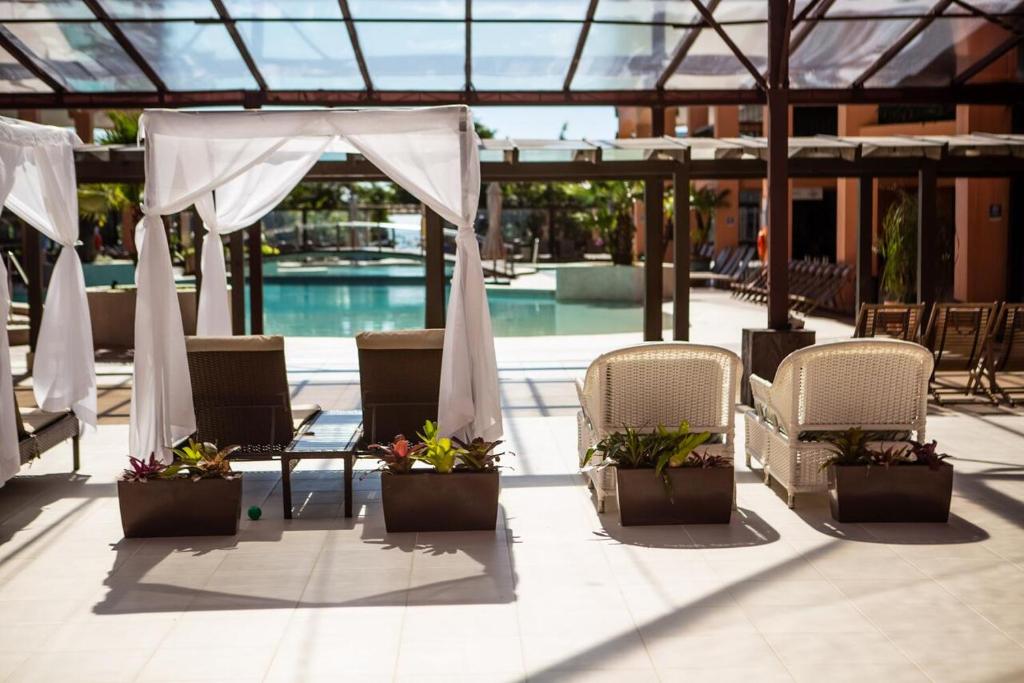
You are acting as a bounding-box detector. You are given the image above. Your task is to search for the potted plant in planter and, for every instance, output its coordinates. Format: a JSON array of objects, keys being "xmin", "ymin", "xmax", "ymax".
[
  {"xmin": 822, "ymin": 428, "xmax": 953, "ymax": 523},
  {"xmin": 371, "ymin": 421, "xmax": 504, "ymax": 533},
  {"xmin": 117, "ymin": 440, "xmax": 243, "ymax": 538},
  {"xmin": 583, "ymin": 423, "xmax": 733, "ymax": 526}
]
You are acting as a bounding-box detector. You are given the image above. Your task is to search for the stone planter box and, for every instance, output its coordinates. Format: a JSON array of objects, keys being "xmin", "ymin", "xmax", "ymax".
[
  {"xmin": 827, "ymin": 463, "xmax": 953, "ymax": 523},
  {"xmin": 381, "ymin": 470, "xmax": 499, "ymax": 533},
  {"xmin": 88, "ymin": 287, "xmax": 201, "ymax": 350},
  {"xmin": 118, "ymin": 476, "xmax": 242, "ymax": 537},
  {"xmin": 615, "ymin": 466, "xmax": 733, "ymax": 526}
]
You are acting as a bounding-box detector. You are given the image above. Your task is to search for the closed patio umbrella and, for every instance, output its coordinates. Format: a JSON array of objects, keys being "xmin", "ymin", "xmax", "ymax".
[{"xmin": 481, "ymin": 182, "xmax": 506, "ymax": 263}]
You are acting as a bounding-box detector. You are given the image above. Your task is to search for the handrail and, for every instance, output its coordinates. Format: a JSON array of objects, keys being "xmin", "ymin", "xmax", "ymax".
[{"xmin": 5, "ymin": 251, "xmax": 27, "ymax": 287}]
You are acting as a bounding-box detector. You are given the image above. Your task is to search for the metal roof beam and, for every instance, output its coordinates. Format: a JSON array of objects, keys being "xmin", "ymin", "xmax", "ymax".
[
  {"xmin": 0, "ymin": 27, "xmax": 65, "ymax": 93},
  {"xmin": 563, "ymin": 0, "xmax": 599, "ymax": 90},
  {"xmin": 338, "ymin": 0, "xmax": 373, "ymax": 92},
  {"xmin": 465, "ymin": 0, "xmax": 472, "ymax": 93},
  {"xmin": 82, "ymin": 0, "xmax": 166, "ymax": 92},
  {"xmin": 211, "ymin": 0, "xmax": 269, "ymax": 93},
  {"xmin": 853, "ymin": 0, "xmax": 955, "ymax": 88},
  {"xmin": 688, "ymin": 0, "xmax": 768, "ymax": 91},
  {"xmin": 788, "ymin": 0, "xmax": 835, "ymax": 56},
  {"xmin": 656, "ymin": 0, "xmax": 721, "ymax": 90}
]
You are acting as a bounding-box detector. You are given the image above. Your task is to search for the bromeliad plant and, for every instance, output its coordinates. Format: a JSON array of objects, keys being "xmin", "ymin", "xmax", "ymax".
[
  {"xmin": 368, "ymin": 434, "xmax": 422, "ymax": 474},
  {"xmin": 121, "ymin": 440, "xmax": 240, "ymax": 482},
  {"xmin": 452, "ymin": 436, "xmax": 505, "ymax": 472},
  {"xmin": 121, "ymin": 454, "xmax": 178, "ymax": 482},
  {"xmin": 370, "ymin": 421, "xmax": 512, "ymax": 474},
  {"xmin": 820, "ymin": 428, "xmax": 950, "ymax": 470}
]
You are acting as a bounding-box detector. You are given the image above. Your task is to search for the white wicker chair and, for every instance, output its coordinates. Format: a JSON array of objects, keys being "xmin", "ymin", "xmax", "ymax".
[
  {"xmin": 576, "ymin": 343, "xmax": 742, "ymax": 512},
  {"xmin": 744, "ymin": 338, "xmax": 933, "ymax": 508}
]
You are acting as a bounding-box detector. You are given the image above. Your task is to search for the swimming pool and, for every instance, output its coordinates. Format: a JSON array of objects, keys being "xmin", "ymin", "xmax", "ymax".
[{"xmin": 257, "ymin": 262, "xmax": 644, "ymax": 337}]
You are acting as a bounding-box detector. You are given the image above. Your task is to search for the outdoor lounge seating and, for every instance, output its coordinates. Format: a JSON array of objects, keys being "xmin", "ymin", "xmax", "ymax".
[
  {"xmin": 184, "ymin": 335, "xmax": 320, "ymax": 456},
  {"xmin": 922, "ymin": 302, "xmax": 998, "ymax": 404},
  {"xmin": 13, "ymin": 389, "xmax": 80, "ymax": 470},
  {"xmin": 732, "ymin": 259, "xmax": 852, "ymax": 315},
  {"xmin": 854, "ymin": 303, "xmax": 926, "ymax": 341},
  {"xmin": 576, "ymin": 343, "xmax": 742, "ymax": 512},
  {"xmin": 356, "ymin": 329, "xmax": 444, "ymax": 444},
  {"xmin": 981, "ymin": 302, "xmax": 1024, "ymax": 405},
  {"xmin": 744, "ymin": 339, "xmax": 933, "ymax": 508}
]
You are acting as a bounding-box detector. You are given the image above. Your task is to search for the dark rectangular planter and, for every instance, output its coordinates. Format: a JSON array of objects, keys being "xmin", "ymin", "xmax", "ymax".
[
  {"xmin": 118, "ymin": 476, "xmax": 242, "ymax": 538},
  {"xmin": 615, "ymin": 466, "xmax": 733, "ymax": 526},
  {"xmin": 828, "ymin": 463, "xmax": 953, "ymax": 523},
  {"xmin": 381, "ymin": 470, "xmax": 499, "ymax": 533}
]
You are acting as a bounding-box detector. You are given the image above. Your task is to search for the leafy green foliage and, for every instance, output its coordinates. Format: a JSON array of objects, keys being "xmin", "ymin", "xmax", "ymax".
[
  {"xmin": 689, "ymin": 184, "xmax": 731, "ymax": 250},
  {"xmin": 171, "ymin": 439, "xmax": 239, "ymax": 480},
  {"xmin": 652, "ymin": 422, "xmax": 714, "ymax": 478},
  {"xmin": 368, "ymin": 434, "xmax": 421, "ymax": 474},
  {"xmin": 415, "ymin": 420, "xmax": 460, "ymax": 474},
  {"xmin": 570, "ymin": 181, "xmax": 643, "ymax": 265},
  {"xmin": 820, "ymin": 429, "xmax": 950, "ymax": 470},
  {"xmin": 878, "ymin": 191, "xmax": 918, "ymax": 303},
  {"xmin": 453, "ymin": 437, "xmax": 505, "ymax": 471}
]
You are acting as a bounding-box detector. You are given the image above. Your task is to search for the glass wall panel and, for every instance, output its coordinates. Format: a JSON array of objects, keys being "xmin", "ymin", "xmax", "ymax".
[
  {"xmin": 3, "ymin": 21, "xmax": 154, "ymax": 91},
  {"xmin": 573, "ymin": 22, "xmax": 686, "ymax": 89},
  {"xmin": 355, "ymin": 21, "xmax": 464, "ymax": 90},
  {"xmin": 223, "ymin": 0, "xmax": 341, "ymax": 19},
  {"xmin": 98, "ymin": 0, "xmax": 217, "ymax": 19},
  {"xmin": 472, "ymin": 22, "xmax": 579, "ymax": 90},
  {"xmin": 474, "ymin": 1, "xmax": 589, "ymax": 20},
  {"xmin": 236, "ymin": 21, "xmax": 361, "ymax": 89},
  {"xmin": 0, "ymin": 1, "xmax": 91, "ymax": 20},
  {"xmin": 790, "ymin": 18, "xmax": 914, "ymax": 87},
  {"xmin": 119, "ymin": 21, "xmax": 256, "ymax": 90},
  {"xmin": 348, "ymin": 1, "xmax": 462, "ymax": 20}
]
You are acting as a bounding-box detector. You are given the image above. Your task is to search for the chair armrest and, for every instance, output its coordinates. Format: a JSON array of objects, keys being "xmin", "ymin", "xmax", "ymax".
[
  {"xmin": 749, "ymin": 374, "xmax": 783, "ymax": 429},
  {"xmin": 574, "ymin": 378, "xmax": 597, "ymax": 433}
]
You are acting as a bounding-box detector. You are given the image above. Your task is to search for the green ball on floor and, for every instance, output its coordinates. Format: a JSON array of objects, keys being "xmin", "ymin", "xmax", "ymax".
[{"xmin": 247, "ymin": 506, "xmax": 262, "ymax": 521}]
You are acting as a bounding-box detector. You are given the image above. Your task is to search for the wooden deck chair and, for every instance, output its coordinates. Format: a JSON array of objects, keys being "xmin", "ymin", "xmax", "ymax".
[
  {"xmin": 13, "ymin": 389, "xmax": 80, "ymax": 470},
  {"xmin": 922, "ymin": 302, "xmax": 998, "ymax": 404},
  {"xmin": 185, "ymin": 336, "xmax": 321, "ymax": 457},
  {"xmin": 854, "ymin": 303, "xmax": 925, "ymax": 341},
  {"xmin": 982, "ymin": 303, "xmax": 1024, "ymax": 405},
  {"xmin": 356, "ymin": 329, "xmax": 444, "ymax": 444}
]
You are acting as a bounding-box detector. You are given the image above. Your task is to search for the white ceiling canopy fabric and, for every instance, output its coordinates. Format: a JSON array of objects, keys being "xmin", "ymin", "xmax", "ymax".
[
  {"xmin": 133, "ymin": 105, "xmax": 502, "ymax": 460},
  {"xmin": 0, "ymin": 118, "xmax": 95, "ymax": 447}
]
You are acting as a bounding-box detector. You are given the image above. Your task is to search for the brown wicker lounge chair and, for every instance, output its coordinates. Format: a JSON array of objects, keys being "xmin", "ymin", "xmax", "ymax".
[
  {"xmin": 854, "ymin": 303, "xmax": 926, "ymax": 342},
  {"xmin": 982, "ymin": 302, "xmax": 1024, "ymax": 405},
  {"xmin": 356, "ymin": 329, "xmax": 444, "ymax": 444},
  {"xmin": 13, "ymin": 389, "xmax": 80, "ymax": 470},
  {"xmin": 184, "ymin": 336, "xmax": 320, "ymax": 456},
  {"xmin": 922, "ymin": 302, "xmax": 998, "ymax": 404}
]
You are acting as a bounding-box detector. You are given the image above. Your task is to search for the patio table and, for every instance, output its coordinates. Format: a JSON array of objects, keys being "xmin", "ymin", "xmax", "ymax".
[{"xmin": 283, "ymin": 410, "xmax": 363, "ymax": 519}]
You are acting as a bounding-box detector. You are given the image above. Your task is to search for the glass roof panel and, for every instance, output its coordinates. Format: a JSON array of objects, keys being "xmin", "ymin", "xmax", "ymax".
[
  {"xmin": 2, "ymin": 21, "xmax": 154, "ymax": 91},
  {"xmin": 944, "ymin": 0, "xmax": 1024, "ymax": 13},
  {"xmin": 473, "ymin": 1, "xmax": 590, "ymax": 20},
  {"xmin": 222, "ymin": 0, "xmax": 342, "ymax": 19},
  {"xmin": 236, "ymin": 21, "xmax": 362, "ymax": 90},
  {"xmin": 97, "ymin": 0, "xmax": 217, "ymax": 19},
  {"xmin": 347, "ymin": 1, "xmax": 463, "ymax": 20},
  {"xmin": 0, "ymin": 43, "xmax": 52, "ymax": 92},
  {"xmin": 668, "ymin": 27, "xmax": 759, "ymax": 90},
  {"xmin": 118, "ymin": 21, "xmax": 257, "ymax": 90},
  {"xmin": 867, "ymin": 17, "xmax": 1013, "ymax": 87},
  {"xmin": 594, "ymin": 1, "xmax": 699, "ymax": 24},
  {"xmin": 472, "ymin": 22, "xmax": 580, "ymax": 90},
  {"xmin": 355, "ymin": 21, "xmax": 464, "ymax": 90},
  {"xmin": 713, "ymin": 0, "xmax": 769, "ymax": 23},
  {"xmin": 827, "ymin": 0, "xmax": 937, "ymax": 17},
  {"xmin": 0, "ymin": 1, "xmax": 92, "ymax": 20},
  {"xmin": 789, "ymin": 18, "xmax": 915, "ymax": 87},
  {"xmin": 572, "ymin": 22, "xmax": 687, "ymax": 90}
]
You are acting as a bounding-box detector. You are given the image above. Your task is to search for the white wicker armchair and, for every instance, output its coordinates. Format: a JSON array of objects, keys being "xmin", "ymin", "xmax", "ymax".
[
  {"xmin": 576, "ymin": 343, "xmax": 742, "ymax": 512},
  {"xmin": 744, "ymin": 338, "xmax": 933, "ymax": 508}
]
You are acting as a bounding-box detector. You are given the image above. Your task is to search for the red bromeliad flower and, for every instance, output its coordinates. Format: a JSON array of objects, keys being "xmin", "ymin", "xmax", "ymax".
[{"xmin": 369, "ymin": 434, "xmax": 422, "ymax": 474}]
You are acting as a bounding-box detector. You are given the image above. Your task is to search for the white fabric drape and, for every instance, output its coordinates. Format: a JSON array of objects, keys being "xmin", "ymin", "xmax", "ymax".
[
  {"xmin": 0, "ymin": 118, "xmax": 95, "ymax": 435},
  {"xmin": 131, "ymin": 106, "xmax": 502, "ymax": 458},
  {"xmin": 0, "ymin": 155, "xmax": 20, "ymax": 483}
]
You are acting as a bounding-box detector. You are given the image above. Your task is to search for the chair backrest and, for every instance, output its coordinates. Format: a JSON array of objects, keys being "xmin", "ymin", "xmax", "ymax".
[
  {"xmin": 770, "ymin": 339, "xmax": 932, "ymax": 434},
  {"xmin": 356, "ymin": 329, "xmax": 444, "ymax": 443},
  {"xmin": 991, "ymin": 302, "xmax": 1024, "ymax": 373},
  {"xmin": 854, "ymin": 303, "xmax": 925, "ymax": 341},
  {"xmin": 185, "ymin": 335, "xmax": 294, "ymax": 448},
  {"xmin": 923, "ymin": 302, "xmax": 998, "ymax": 373},
  {"xmin": 580, "ymin": 343, "xmax": 741, "ymax": 438}
]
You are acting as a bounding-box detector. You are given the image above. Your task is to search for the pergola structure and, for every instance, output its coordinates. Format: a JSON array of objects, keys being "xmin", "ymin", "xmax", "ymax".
[{"xmin": 67, "ymin": 132, "xmax": 1024, "ymax": 345}]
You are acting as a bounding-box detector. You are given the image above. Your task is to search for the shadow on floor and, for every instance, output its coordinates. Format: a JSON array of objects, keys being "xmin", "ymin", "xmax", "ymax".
[{"xmin": 591, "ymin": 505, "xmax": 780, "ymax": 550}]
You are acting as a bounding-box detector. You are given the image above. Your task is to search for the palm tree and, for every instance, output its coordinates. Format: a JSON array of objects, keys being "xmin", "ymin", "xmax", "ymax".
[{"xmin": 689, "ymin": 184, "xmax": 731, "ymax": 255}]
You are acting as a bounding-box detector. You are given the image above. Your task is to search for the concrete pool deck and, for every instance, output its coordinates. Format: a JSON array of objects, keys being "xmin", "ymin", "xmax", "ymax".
[{"xmin": 1, "ymin": 289, "xmax": 1022, "ymax": 682}]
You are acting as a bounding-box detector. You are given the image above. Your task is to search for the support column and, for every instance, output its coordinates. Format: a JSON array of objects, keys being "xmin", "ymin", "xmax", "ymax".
[
  {"xmin": 194, "ymin": 220, "xmax": 204, "ymax": 295},
  {"xmin": 21, "ymin": 221, "xmax": 42, "ymax": 354},
  {"xmin": 673, "ymin": 168, "xmax": 691, "ymax": 341},
  {"xmin": 248, "ymin": 223, "xmax": 264, "ymax": 335},
  {"xmin": 644, "ymin": 177, "xmax": 664, "ymax": 341},
  {"xmin": 917, "ymin": 161, "xmax": 938, "ymax": 317},
  {"xmin": 424, "ymin": 207, "xmax": 445, "ymax": 329},
  {"xmin": 856, "ymin": 175, "xmax": 875, "ymax": 312},
  {"xmin": 230, "ymin": 230, "xmax": 246, "ymax": 335}
]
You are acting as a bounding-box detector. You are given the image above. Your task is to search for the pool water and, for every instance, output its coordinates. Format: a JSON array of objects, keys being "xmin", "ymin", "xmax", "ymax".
[{"xmin": 258, "ymin": 281, "xmax": 644, "ymax": 337}]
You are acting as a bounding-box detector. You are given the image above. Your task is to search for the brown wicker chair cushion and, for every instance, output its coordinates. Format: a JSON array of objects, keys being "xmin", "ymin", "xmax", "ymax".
[{"xmin": 356, "ymin": 329, "xmax": 444, "ymax": 443}]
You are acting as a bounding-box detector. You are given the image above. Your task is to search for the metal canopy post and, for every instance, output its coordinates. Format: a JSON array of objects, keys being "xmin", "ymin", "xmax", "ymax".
[
  {"xmin": 644, "ymin": 176, "xmax": 664, "ymax": 341},
  {"xmin": 424, "ymin": 207, "xmax": 446, "ymax": 329},
  {"xmin": 766, "ymin": 0, "xmax": 791, "ymax": 330},
  {"xmin": 247, "ymin": 223, "xmax": 264, "ymax": 335},
  {"xmin": 673, "ymin": 167, "xmax": 691, "ymax": 341},
  {"xmin": 856, "ymin": 175, "xmax": 876, "ymax": 311},
  {"xmin": 917, "ymin": 161, "xmax": 938, "ymax": 317},
  {"xmin": 229, "ymin": 230, "xmax": 246, "ymax": 335}
]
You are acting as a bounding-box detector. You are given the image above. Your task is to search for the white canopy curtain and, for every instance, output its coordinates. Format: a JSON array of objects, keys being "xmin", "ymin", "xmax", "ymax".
[
  {"xmin": 0, "ymin": 119, "xmax": 96, "ymax": 465},
  {"xmin": 131, "ymin": 106, "xmax": 502, "ymax": 460}
]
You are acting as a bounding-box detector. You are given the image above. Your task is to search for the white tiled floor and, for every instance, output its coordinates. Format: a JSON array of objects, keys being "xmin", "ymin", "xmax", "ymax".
[{"xmin": 1, "ymin": 290, "xmax": 1023, "ymax": 682}]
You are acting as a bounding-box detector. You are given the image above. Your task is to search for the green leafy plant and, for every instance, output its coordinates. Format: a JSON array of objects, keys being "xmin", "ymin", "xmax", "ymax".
[
  {"xmin": 820, "ymin": 428, "xmax": 950, "ymax": 470},
  {"xmin": 368, "ymin": 434, "xmax": 422, "ymax": 474},
  {"xmin": 582, "ymin": 426, "xmax": 648, "ymax": 470},
  {"xmin": 652, "ymin": 422, "xmax": 714, "ymax": 478},
  {"xmin": 121, "ymin": 454, "xmax": 178, "ymax": 482},
  {"xmin": 171, "ymin": 439, "xmax": 240, "ymax": 480},
  {"xmin": 690, "ymin": 184, "xmax": 731, "ymax": 253},
  {"xmin": 571, "ymin": 181, "xmax": 642, "ymax": 265},
  {"xmin": 415, "ymin": 420, "xmax": 463, "ymax": 474},
  {"xmin": 452, "ymin": 437, "xmax": 505, "ymax": 471},
  {"xmin": 877, "ymin": 191, "xmax": 917, "ymax": 303}
]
